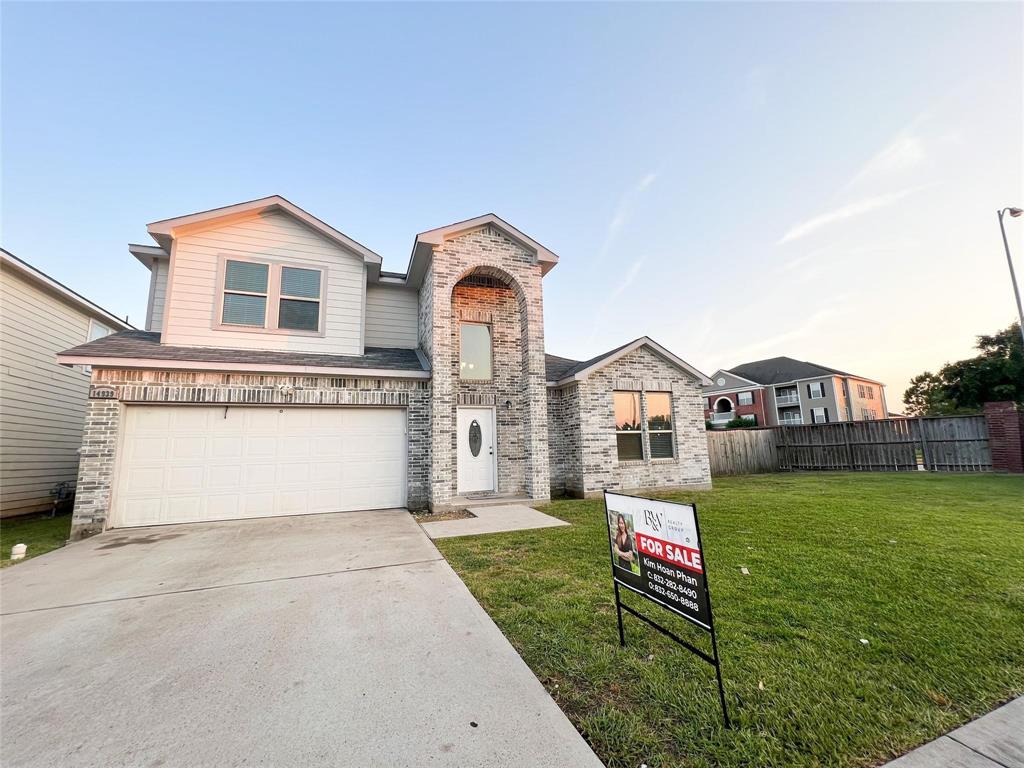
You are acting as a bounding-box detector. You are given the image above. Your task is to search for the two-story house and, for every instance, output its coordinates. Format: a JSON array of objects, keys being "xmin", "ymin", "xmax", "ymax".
[
  {"xmin": 58, "ymin": 196, "xmax": 712, "ymax": 540},
  {"xmin": 703, "ymin": 356, "xmax": 886, "ymax": 427}
]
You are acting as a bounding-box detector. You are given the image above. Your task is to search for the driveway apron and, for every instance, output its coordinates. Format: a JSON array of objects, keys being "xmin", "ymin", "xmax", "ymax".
[{"xmin": 1, "ymin": 510, "xmax": 602, "ymax": 767}]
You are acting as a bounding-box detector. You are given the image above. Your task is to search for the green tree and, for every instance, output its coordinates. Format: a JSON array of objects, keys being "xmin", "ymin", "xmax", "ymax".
[{"xmin": 904, "ymin": 322, "xmax": 1023, "ymax": 415}]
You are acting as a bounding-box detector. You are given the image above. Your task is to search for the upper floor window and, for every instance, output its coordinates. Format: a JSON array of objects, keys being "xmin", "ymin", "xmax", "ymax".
[
  {"xmin": 220, "ymin": 259, "xmax": 324, "ymax": 333},
  {"xmin": 857, "ymin": 383, "xmax": 866, "ymax": 398},
  {"xmin": 278, "ymin": 267, "xmax": 322, "ymax": 331},
  {"xmin": 88, "ymin": 319, "xmax": 114, "ymax": 342},
  {"xmin": 737, "ymin": 391, "xmax": 753, "ymax": 406},
  {"xmin": 646, "ymin": 392, "xmax": 674, "ymax": 459},
  {"xmin": 807, "ymin": 382, "xmax": 825, "ymax": 399},
  {"xmin": 811, "ymin": 407, "xmax": 829, "ymax": 423},
  {"xmin": 459, "ymin": 323, "xmax": 492, "ymax": 380},
  {"xmin": 223, "ymin": 260, "xmax": 269, "ymax": 327},
  {"xmin": 865, "ymin": 385, "xmax": 875, "ymax": 400},
  {"xmin": 614, "ymin": 391, "xmax": 643, "ymax": 461}
]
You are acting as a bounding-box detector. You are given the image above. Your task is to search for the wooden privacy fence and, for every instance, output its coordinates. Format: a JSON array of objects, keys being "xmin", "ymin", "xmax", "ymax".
[
  {"xmin": 706, "ymin": 428, "xmax": 778, "ymax": 475},
  {"xmin": 775, "ymin": 416, "xmax": 992, "ymax": 472}
]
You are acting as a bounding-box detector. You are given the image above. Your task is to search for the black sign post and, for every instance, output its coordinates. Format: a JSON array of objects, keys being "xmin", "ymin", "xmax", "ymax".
[{"xmin": 604, "ymin": 490, "xmax": 730, "ymax": 727}]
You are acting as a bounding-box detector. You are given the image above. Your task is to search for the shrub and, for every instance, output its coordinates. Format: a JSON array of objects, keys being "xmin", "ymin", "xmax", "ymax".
[{"xmin": 726, "ymin": 416, "xmax": 756, "ymax": 429}]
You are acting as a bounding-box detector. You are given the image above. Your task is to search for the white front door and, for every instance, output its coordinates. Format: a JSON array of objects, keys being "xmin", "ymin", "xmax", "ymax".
[{"xmin": 456, "ymin": 407, "xmax": 496, "ymax": 494}]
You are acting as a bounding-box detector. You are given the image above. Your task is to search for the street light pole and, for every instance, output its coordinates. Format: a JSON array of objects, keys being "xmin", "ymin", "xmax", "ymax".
[{"xmin": 997, "ymin": 207, "xmax": 1024, "ymax": 349}]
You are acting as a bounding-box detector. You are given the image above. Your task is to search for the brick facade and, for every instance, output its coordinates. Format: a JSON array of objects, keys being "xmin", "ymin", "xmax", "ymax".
[
  {"xmin": 984, "ymin": 401, "xmax": 1024, "ymax": 474},
  {"xmin": 704, "ymin": 388, "xmax": 767, "ymax": 427},
  {"xmin": 422, "ymin": 226, "xmax": 550, "ymax": 509},
  {"xmin": 548, "ymin": 347, "xmax": 712, "ymax": 497},
  {"xmin": 69, "ymin": 368, "xmax": 431, "ymax": 539},
  {"xmin": 68, "ymin": 221, "xmax": 713, "ymax": 537}
]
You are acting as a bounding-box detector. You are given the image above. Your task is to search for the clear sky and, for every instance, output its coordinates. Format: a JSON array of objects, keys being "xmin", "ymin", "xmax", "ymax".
[{"xmin": 3, "ymin": 2, "xmax": 1022, "ymax": 407}]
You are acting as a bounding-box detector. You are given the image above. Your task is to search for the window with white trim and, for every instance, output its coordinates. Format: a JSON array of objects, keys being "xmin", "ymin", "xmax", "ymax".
[
  {"xmin": 220, "ymin": 259, "xmax": 323, "ymax": 333},
  {"xmin": 737, "ymin": 391, "xmax": 753, "ymax": 406},
  {"xmin": 861, "ymin": 408, "xmax": 877, "ymax": 420},
  {"xmin": 865, "ymin": 385, "xmax": 875, "ymax": 400},
  {"xmin": 614, "ymin": 391, "xmax": 643, "ymax": 461},
  {"xmin": 857, "ymin": 383, "xmax": 866, "ymax": 398},
  {"xmin": 646, "ymin": 392, "xmax": 674, "ymax": 459},
  {"xmin": 807, "ymin": 382, "xmax": 825, "ymax": 399},
  {"xmin": 811, "ymin": 407, "xmax": 829, "ymax": 423}
]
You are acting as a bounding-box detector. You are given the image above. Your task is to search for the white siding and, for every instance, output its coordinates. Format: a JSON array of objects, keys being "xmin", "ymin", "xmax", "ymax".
[
  {"xmin": 161, "ymin": 211, "xmax": 366, "ymax": 355},
  {"xmin": 365, "ymin": 285, "xmax": 418, "ymax": 349},
  {"xmin": 0, "ymin": 267, "xmax": 92, "ymax": 516},
  {"xmin": 147, "ymin": 258, "xmax": 168, "ymax": 333}
]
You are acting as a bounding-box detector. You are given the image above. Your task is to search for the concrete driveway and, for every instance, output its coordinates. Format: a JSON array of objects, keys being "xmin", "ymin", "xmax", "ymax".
[{"xmin": 1, "ymin": 510, "xmax": 602, "ymax": 767}]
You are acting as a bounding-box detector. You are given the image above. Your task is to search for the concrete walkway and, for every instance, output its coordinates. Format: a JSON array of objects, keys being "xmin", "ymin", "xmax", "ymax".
[
  {"xmin": 421, "ymin": 504, "xmax": 569, "ymax": 539},
  {"xmin": 0, "ymin": 510, "xmax": 602, "ymax": 767},
  {"xmin": 883, "ymin": 697, "xmax": 1023, "ymax": 768}
]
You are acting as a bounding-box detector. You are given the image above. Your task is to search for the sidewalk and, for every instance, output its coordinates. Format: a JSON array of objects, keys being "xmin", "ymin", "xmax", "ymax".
[{"xmin": 884, "ymin": 696, "xmax": 1023, "ymax": 767}]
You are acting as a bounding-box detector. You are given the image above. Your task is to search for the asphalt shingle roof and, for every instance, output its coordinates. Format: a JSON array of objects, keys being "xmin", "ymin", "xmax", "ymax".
[
  {"xmin": 60, "ymin": 330, "xmax": 427, "ymax": 372},
  {"xmin": 726, "ymin": 356, "xmax": 853, "ymax": 385},
  {"xmin": 544, "ymin": 339, "xmax": 638, "ymax": 382}
]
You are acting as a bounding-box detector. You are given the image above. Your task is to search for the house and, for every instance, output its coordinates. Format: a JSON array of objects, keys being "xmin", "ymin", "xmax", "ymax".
[
  {"xmin": 56, "ymin": 196, "xmax": 712, "ymax": 539},
  {"xmin": 703, "ymin": 356, "xmax": 886, "ymax": 427},
  {"xmin": 0, "ymin": 249, "xmax": 132, "ymax": 518}
]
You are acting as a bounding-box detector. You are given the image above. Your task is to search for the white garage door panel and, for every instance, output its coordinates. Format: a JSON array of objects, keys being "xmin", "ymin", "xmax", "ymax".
[{"xmin": 113, "ymin": 406, "xmax": 407, "ymax": 528}]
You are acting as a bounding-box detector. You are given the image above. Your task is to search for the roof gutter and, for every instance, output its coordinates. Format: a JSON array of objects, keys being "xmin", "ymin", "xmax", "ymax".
[{"xmin": 55, "ymin": 354, "xmax": 432, "ymax": 379}]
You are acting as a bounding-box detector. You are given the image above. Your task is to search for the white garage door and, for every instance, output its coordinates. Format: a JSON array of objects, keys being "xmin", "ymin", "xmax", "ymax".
[{"xmin": 112, "ymin": 406, "xmax": 407, "ymax": 528}]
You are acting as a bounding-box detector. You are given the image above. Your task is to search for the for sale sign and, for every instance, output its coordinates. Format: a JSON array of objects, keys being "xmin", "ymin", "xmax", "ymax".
[{"xmin": 605, "ymin": 491, "xmax": 711, "ymax": 631}]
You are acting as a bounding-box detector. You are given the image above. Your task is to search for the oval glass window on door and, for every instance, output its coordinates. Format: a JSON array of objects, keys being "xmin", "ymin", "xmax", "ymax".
[{"xmin": 469, "ymin": 420, "xmax": 482, "ymax": 457}]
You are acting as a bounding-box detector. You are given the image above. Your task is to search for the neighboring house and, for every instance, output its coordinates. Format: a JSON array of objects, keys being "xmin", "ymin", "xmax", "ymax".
[
  {"xmin": 57, "ymin": 196, "xmax": 711, "ymax": 539},
  {"xmin": 0, "ymin": 249, "xmax": 132, "ymax": 518},
  {"xmin": 703, "ymin": 356, "xmax": 886, "ymax": 427}
]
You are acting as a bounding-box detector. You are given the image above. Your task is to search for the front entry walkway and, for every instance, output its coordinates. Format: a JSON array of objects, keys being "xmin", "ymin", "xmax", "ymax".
[
  {"xmin": 422, "ymin": 504, "xmax": 570, "ymax": 539},
  {"xmin": 0, "ymin": 510, "xmax": 602, "ymax": 767},
  {"xmin": 883, "ymin": 697, "xmax": 1023, "ymax": 768}
]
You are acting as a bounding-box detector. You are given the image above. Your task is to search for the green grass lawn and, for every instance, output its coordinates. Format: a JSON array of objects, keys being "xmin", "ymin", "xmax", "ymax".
[
  {"xmin": 0, "ymin": 512, "xmax": 71, "ymax": 568},
  {"xmin": 435, "ymin": 473, "xmax": 1024, "ymax": 768}
]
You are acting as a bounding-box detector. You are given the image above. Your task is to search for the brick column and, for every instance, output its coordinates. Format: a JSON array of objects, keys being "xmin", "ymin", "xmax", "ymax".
[
  {"xmin": 70, "ymin": 400, "xmax": 121, "ymax": 540},
  {"xmin": 984, "ymin": 401, "xmax": 1024, "ymax": 473}
]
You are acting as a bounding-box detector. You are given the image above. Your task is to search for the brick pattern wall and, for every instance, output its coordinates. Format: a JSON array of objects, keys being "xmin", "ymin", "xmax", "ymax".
[
  {"xmin": 547, "ymin": 383, "xmax": 583, "ymax": 496},
  {"xmin": 69, "ymin": 368, "xmax": 431, "ymax": 539},
  {"xmin": 576, "ymin": 347, "xmax": 711, "ymax": 495},
  {"xmin": 452, "ymin": 277, "xmax": 526, "ymax": 494},
  {"xmin": 984, "ymin": 401, "xmax": 1024, "ymax": 473},
  {"xmin": 704, "ymin": 388, "xmax": 767, "ymax": 427},
  {"xmin": 426, "ymin": 226, "xmax": 550, "ymax": 508}
]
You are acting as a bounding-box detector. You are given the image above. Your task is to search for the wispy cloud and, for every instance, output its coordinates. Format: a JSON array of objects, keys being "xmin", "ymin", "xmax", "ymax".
[
  {"xmin": 777, "ymin": 187, "xmax": 920, "ymax": 245},
  {"xmin": 587, "ymin": 257, "xmax": 647, "ymax": 345},
  {"xmin": 717, "ymin": 302, "xmax": 851, "ymax": 364},
  {"xmin": 597, "ymin": 170, "xmax": 659, "ymax": 261},
  {"xmin": 845, "ymin": 133, "xmax": 927, "ymax": 190}
]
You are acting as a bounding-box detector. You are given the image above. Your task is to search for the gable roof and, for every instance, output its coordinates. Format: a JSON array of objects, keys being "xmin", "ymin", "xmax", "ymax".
[
  {"xmin": 145, "ymin": 195, "xmax": 384, "ymax": 276},
  {"xmin": 725, "ymin": 356, "xmax": 882, "ymax": 386},
  {"xmin": 404, "ymin": 213, "xmax": 559, "ymax": 287},
  {"xmin": 701, "ymin": 368, "xmax": 761, "ymax": 393},
  {"xmin": 1, "ymin": 248, "xmax": 133, "ymax": 331},
  {"xmin": 545, "ymin": 337, "xmax": 710, "ymax": 386}
]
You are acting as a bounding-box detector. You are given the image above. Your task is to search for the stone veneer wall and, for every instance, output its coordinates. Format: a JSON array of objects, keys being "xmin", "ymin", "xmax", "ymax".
[
  {"xmin": 451, "ymin": 276, "xmax": 526, "ymax": 494},
  {"xmin": 547, "ymin": 383, "xmax": 583, "ymax": 496},
  {"xmin": 426, "ymin": 226, "xmax": 550, "ymax": 508},
  {"xmin": 576, "ymin": 347, "xmax": 711, "ymax": 496},
  {"xmin": 69, "ymin": 368, "xmax": 431, "ymax": 539}
]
